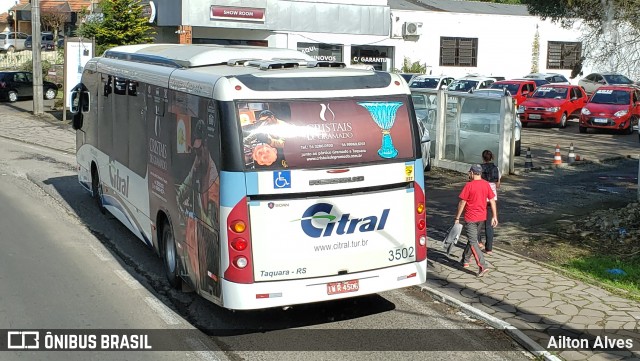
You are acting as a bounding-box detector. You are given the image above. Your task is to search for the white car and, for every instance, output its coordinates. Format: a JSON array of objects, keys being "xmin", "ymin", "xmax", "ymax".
[
  {"xmin": 578, "ymin": 72, "xmax": 637, "ymax": 96},
  {"xmin": 409, "ymin": 75, "xmax": 455, "ymax": 90},
  {"xmin": 0, "ymin": 31, "xmax": 28, "ymax": 52},
  {"xmin": 411, "ymin": 93, "xmax": 434, "ymax": 171},
  {"xmin": 447, "ymin": 75, "xmax": 496, "ymax": 93}
]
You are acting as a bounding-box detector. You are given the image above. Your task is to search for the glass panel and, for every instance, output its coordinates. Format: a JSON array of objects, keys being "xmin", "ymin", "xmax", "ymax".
[{"xmin": 443, "ymin": 94, "xmax": 500, "ymax": 164}]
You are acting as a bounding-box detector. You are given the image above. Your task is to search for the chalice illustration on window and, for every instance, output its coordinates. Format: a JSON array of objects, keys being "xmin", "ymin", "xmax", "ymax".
[{"xmin": 357, "ymin": 101, "xmax": 403, "ymax": 159}]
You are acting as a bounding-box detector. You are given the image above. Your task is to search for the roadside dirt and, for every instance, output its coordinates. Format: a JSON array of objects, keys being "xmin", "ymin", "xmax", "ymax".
[{"xmin": 424, "ymin": 157, "xmax": 639, "ymax": 264}]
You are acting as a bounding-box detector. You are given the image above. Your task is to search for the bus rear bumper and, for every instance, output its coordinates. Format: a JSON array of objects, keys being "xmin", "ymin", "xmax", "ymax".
[{"xmin": 220, "ymin": 260, "xmax": 427, "ymax": 310}]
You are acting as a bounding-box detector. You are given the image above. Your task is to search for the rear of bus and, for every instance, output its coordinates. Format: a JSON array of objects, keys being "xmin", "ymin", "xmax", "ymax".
[{"xmin": 216, "ymin": 69, "xmax": 427, "ymax": 310}]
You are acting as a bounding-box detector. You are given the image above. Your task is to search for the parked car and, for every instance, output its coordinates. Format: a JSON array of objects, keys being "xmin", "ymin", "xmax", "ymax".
[
  {"xmin": 489, "ymin": 79, "xmax": 537, "ymax": 106},
  {"xmin": 409, "ymin": 74, "xmax": 455, "ymax": 90},
  {"xmin": 25, "ymin": 33, "xmax": 64, "ymax": 51},
  {"xmin": 0, "ymin": 31, "xmax": 29, "ymax": 52},
  {"xmin": 447, "ymin": 75, "xmax": 496, "ymax": 93},
  {"xmin": 517, "ymin": 84, "xmax": 588, "ymax": 128},
  {"xmin": 0, "ymin": 71, "xmax": 59, "ymax": 102},
  {"xmin": 513, "ymin": 78, "xmax": 550, "ymax": 87},
  {"xmin": 578, "ymin": 72, "xmax": 636, "ymax": 96},
  {"xmin": 579, "ymin": 85, "xmax": 640, "ymax": 134},
  {"xmin": 399, "ymin": 73, "xmax": 420, "ymax": 83},
  {"xmin": 523, "ymin": 73, "xmax": 570, "ymax": 85},
  {"xmin": 411, "ymin": 92, "xmax": 435, "ymax": 171}
]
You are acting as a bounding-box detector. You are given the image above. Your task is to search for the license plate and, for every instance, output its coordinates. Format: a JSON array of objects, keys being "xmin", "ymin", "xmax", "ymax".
[
  {"xmin": 528, "ymin": 114, "xmax": 541, "ymax": 120},
  {"xmin": 594, "ymin": 118, "xmax": 608, "ymax": 124},
  {"xmin": 327, "ymin": 279, "xmax": 359, "ymax": 295}
]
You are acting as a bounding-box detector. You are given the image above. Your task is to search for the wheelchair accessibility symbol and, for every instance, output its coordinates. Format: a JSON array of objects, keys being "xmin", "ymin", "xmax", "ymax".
[{"xmin": 273, "ymin": 171, "xmax": 291, "ymax": 189}]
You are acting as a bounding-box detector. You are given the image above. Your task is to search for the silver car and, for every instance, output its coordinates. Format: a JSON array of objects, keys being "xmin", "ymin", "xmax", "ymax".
[
  {"xmin": 578, "ymin": 72, "xmax": 636, "ymax": 96},
  {"xmin": 0, "ymin": 32, "xmax": 29, "ymax": 52}
]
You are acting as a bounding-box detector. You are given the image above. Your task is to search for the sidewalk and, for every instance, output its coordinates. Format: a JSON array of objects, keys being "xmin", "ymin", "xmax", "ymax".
[
  {"xmin": 0, "ymin": 107, "xmax": 75, "ymax": 154},
  {"xmin": 425, "ymin": 240, "xmax": 640, "ymax": 360},
  {"xmin": 2, "ymin": 109, "xmax": 639, "ymax": 360}
]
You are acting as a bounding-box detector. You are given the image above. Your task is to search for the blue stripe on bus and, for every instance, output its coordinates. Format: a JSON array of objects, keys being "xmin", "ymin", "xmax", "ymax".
[
  {"xmin": 414, "ymin": 159, "xmax": 425, "ymax": 185},
  {"xmin": 245, "ymin": 172, "xmax": 259, "ymax": 195},
  {"xmin": 220, "ymin": 171, "xmax": 247, "ymax": 208}
]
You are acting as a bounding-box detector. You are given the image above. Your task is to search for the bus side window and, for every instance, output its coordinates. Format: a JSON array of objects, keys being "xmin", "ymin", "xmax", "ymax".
[
  {"xmin": 103, "ymin": 75, "xmax": 112, "ymax": 96},
  {"xmin": 114, "ymin": 77, "xmax": 127, "ymax": 95},
  {"xmin": 128, "ymin": 80, "xmax": 138, "ymax": 96}
]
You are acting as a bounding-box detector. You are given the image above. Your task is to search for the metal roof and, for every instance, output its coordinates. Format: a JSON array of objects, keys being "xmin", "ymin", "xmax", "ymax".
[{"xmin": 389, "ymin": 0, "xmax": 530, "ymax": 16}]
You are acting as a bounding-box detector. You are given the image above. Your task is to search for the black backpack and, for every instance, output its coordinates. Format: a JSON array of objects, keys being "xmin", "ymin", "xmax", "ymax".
[{"xmin": 481, "ymin": 163, "xmax": 499, "ymax": 182}]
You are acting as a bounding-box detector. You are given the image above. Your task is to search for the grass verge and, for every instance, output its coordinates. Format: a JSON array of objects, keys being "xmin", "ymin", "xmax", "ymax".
[{"xmin": 560, "ymin": 255, "xmax": 640, "ymax": 296}]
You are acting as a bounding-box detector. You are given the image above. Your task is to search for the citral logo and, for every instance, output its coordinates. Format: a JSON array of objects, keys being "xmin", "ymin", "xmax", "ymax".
[{"xmin": 294, "ymin": 203, "xmax": 389, "ymax": 238}]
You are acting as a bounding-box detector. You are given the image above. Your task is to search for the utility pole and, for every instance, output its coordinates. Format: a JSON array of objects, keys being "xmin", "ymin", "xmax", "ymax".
[{"xmin": 32, "ymin": 0, "xmax": 44, "ymax": 115}]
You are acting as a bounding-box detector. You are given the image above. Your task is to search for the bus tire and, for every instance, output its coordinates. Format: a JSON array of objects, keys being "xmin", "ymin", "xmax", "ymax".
[
  {"xmin": 162, "ymin": 220, "xmax": 182, "ymax": 289},
  {"xmin": 91, "ymin": 165, "xmax": 106, "ymax": 214}
]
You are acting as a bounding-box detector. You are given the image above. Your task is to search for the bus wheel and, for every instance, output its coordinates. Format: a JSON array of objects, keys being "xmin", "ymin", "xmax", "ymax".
[
  {"xmin": 91, "ymin": 167, "xmax": 106, "ymax": 214},
  {"xmin": 162, "ymin": 220, "xmax": 182, "ymax": 289}
]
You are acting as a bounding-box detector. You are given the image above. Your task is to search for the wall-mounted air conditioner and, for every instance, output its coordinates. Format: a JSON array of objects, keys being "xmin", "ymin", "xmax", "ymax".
[{"xmin": 403, "ymin": 22, "xmax": 423, "ymax": 36}]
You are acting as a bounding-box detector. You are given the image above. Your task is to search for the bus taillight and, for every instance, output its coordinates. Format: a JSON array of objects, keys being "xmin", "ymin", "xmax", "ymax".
[
  {"xmin": 231, "ymin": 220, "xmax": 246, "ymax": 233},
  {"xmin": 231, "ymin": 238, "xmax": 248, "ymax": 251},
  {"xmin": 414, "ymin": 181, "xmax": 427, "ymax": 262},
  {"xmin": 234, "ymin": 256, "xmax": 248, "ymax": 269},
  {"xmin": 224, "ymin": 197, "xmax": 254, "ymax": 283}
]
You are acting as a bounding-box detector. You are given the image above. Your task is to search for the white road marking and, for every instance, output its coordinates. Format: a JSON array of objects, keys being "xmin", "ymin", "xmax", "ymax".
[
  {"xmin": 89, "ymin": 244, "xmax": 112, "ymax": 261},
  {"xmin": 186, "ymin": 337, "xmax": 221, "ymax": 361},
  {"xmin": 114, "ymin": 269, "xmax": 143, "ymax": 289},
  {"xmin": 144, "ymin": 297, "xmax": 183, "ymax": 325}
]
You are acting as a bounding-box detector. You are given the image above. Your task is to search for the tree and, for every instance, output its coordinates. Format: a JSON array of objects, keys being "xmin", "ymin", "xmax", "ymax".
[
  {"xmin": 522, "ymin": 0, "xmax": 640, "ymax": 79},
  {"xmin": 76, "ymin": 0, "xmax": 155, "ymax": 55},
  {"xmin": 41, "ymin": 8, "xmax": 69, "ymax": 49},
  {"xmin": 530, "ymin": 26, "xmax": 539, "ymax": 73},
  {"xmin": 396, "ymin": 57, "xmax": 426, "ymax": 74}
]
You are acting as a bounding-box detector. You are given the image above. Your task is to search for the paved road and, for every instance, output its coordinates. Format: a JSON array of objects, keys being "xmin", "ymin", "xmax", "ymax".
[
  {"xmin": 0, "ymin": 117, "xmax": 532, "ymax": 359},
  {"xmin": 0, "ymin": 139, "xmax": 223, "ymax": 361},
  {"xmin": 515, "ymin": 119, "xmax": 639, "ymax": 171}
]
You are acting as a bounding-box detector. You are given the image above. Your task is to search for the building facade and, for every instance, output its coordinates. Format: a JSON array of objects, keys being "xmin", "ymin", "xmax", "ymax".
[{"xmin": 149, "ymin": 0, "xmax": 587, "ymax": 81}]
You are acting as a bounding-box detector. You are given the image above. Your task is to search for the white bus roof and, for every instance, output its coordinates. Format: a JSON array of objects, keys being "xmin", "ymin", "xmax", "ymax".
[{"xmin": 104, "ymin": 43, "xmax": 317, "ymax": 68}]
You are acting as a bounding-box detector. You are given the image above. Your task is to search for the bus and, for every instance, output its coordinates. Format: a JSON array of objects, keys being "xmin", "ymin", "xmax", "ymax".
[{"xmin": 70, "ymin": 43, "xmax": 427, "ymax": 310}]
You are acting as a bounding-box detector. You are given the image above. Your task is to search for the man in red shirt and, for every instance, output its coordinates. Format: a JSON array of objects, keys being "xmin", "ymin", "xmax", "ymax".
[{"xmin": 454, "ymin": 164, "xmax": 498, "ymax": 277}]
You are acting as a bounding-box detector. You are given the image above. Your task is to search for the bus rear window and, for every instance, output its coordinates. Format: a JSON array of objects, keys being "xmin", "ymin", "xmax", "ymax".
[{"xmin": 238, "ymin": 96, "xmax": 414, "ymax": 170}]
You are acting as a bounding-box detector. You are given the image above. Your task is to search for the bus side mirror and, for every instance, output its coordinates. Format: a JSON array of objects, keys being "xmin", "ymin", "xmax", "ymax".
[
  {"xmin": 71, "ymin": 90, "xmax": 90, "ymax": 114},
  {"xmin": 71, "ymin": 91, "xmax": 80, "ymax": 113},
  {"xmin": 72, "ymin": 112, "xmax": 83, "ymax": 130}
]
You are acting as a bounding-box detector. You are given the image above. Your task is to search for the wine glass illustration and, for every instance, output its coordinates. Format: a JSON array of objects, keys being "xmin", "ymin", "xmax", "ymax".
[{"xmin": 357, "ymin": 101, "xmax": 403, "ymax": 159}]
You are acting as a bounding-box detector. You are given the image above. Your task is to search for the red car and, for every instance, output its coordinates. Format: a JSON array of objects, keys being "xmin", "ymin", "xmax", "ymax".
[
  {"xmin": 518, "ymin": 84, "xmax": 588, "ymax": 128},
  {"xmin": 579, "ymin": 85, "xmax": 640, "ymax": 134},
  {"xmin": 490, "ymin": 80, "xmax": 537, "ymax": 106}
]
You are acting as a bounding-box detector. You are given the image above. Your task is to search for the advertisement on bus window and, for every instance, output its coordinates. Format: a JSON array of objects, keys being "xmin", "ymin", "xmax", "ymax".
[{"xmin": 238, "ymin": 97, "xmax": 414, "ymax": 170}]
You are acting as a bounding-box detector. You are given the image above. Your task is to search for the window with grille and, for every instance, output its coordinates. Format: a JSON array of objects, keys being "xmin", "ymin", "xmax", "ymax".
[
  {"xmin": 547, "ymin": 41, "xmax": 582, "ymax": 70},
  {"xmin": 440, "ymin": 37, "xmax": 478, "ymax": 67}
]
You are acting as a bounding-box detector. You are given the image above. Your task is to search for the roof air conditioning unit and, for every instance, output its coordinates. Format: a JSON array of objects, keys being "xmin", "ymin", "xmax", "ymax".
[{"xmin": 403, "ymin": 22, "xmax": 422, "ymax": 36}]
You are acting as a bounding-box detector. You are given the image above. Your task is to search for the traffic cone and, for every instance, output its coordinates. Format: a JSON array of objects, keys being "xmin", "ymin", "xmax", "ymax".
[
  {"xmin": 553, "ymin": 144, "xmax": 562, "ymax": 165},
  {"xmin": 567, "ymin": 143, "xmax": 576, "ymax": 164},
  {"xmin": 524, "ymin": 147, "xmax": 534, "ymax": 170}
]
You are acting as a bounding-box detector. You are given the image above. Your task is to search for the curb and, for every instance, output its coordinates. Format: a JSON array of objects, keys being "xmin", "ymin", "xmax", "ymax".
[
  {"xmin": 419, "ymin": 285, "xmax": 563, "ymax": 361},
  {"xmin": 0, "ymin": 134, "xmax": 75, "ymax": 155}
]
